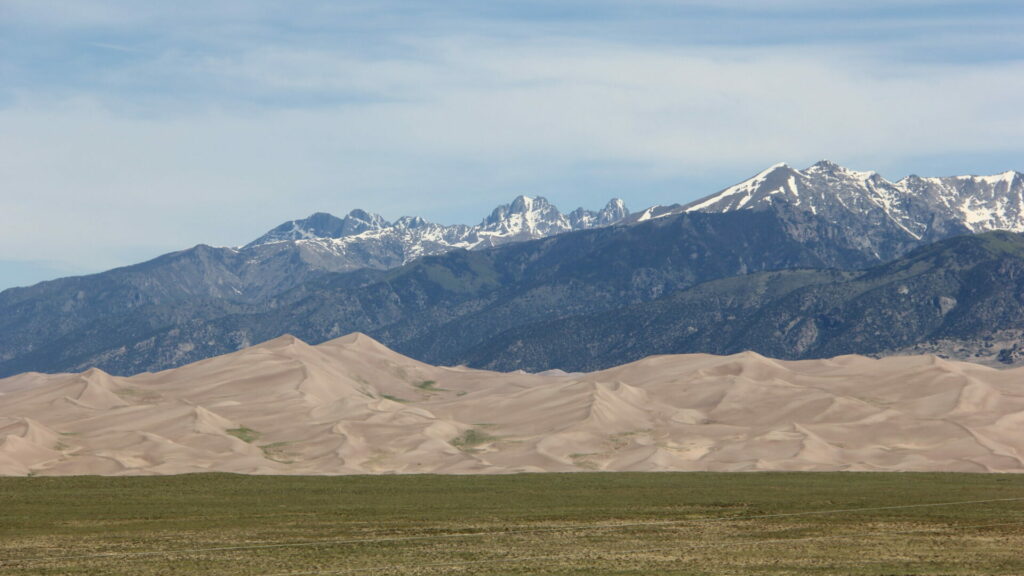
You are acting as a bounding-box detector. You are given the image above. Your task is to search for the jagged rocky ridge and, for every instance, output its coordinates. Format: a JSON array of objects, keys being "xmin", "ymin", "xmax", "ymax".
[
  {"xmin": 231, "ymin": 195, "xmax": 629, "ymax": 296},
  {"xmin": 684, "ymin": 161, "xmax": 1022, "ymax": 233},
  {"xmin": 245, "ymin": 196, "xmax": 630, "ymax": 266},
  {"xmin": 634, "ymin": 161, "xmax": 1024, "ymax": 261}
]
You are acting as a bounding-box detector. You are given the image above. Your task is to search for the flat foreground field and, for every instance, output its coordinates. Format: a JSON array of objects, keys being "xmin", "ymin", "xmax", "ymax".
[{"xmin": 1, "ymin": 473, "xmax": 1022, "ymax": 575}]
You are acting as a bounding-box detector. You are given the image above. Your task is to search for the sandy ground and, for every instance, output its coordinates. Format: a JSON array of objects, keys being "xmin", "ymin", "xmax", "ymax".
[{"xmin": 1, "ymin": 333, "xmax": 1022, "ymax": 476}]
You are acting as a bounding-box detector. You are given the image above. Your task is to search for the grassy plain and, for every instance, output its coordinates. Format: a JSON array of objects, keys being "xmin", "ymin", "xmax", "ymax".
[{"xmin": 1, "ymin": 472, "xmax": 1022, "ymax": 575}]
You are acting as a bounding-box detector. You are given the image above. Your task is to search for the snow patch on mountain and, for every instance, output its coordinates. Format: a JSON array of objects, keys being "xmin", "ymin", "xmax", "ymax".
[
  {"xmin": 680, "ymin": 161, "xmax": 1024, "ymax": 238},
  {"xmin": 242, "ymin": 196, "xmax": 630, "ymax": 272}
]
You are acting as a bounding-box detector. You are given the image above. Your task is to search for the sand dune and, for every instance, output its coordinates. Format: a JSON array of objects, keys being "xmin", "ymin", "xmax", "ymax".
[{"xmin": 1, "ymin": 333, "xmax": 1023, "ymax": 476}]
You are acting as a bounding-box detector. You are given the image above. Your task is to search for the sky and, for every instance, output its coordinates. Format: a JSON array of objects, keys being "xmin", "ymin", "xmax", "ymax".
[{"xmin": 2, "ymin": 1, "xmax": 1023, "ymax": 289}]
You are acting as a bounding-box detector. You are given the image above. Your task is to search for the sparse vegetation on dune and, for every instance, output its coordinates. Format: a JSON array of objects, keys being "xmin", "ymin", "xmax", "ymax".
[
  {"xmin": 224, "ymin": 426, "xmax": 260, "ymax": 443},
  {"xmin": 1, "ymin": 472, "xmax": 1022, "ymax": 575},
  {"xmin": 413, "ymin": 379, "xmax": 448, "ymax": 392},
  {"xmin": 450, "ymin": 428, "xmax": 496, "ymax": 452}
]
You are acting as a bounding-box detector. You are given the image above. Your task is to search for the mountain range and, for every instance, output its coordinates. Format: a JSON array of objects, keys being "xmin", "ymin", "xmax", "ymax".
[
  {"xmin": 1, "ymin": 161, "xmax": 1022, "ymax": 377},
  {"xmin": 0, "ymin": 195, "xmax": 629, "ymax": 372},
  {"xmin": 634, "ymin": 160, "xmax": 1023, "ymax": 261},
  {"xmin": 244, "ymin": 195, "xmax": 630, "ymax": 272}
]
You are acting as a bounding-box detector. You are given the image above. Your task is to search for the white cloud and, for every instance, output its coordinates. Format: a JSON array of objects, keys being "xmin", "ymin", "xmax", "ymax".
[{"xmin": 168, "ymin": 37, "xmax": 1024, "ymax": 167}]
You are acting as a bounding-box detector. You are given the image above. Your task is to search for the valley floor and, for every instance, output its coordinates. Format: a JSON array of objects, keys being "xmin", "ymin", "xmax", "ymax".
[{"xmin": 1, "ymin": 472, "xmax": 1022, "ymax": 575}]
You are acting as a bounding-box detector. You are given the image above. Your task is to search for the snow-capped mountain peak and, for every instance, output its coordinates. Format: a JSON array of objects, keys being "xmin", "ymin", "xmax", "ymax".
[
  {"xmin": 244, "ymin": 209, "xmax": 390, "ymax": 248},
  {"xmin": 805, "ymin": 159, "xmax": 878, "ymax": 181},
  {"xmin": 683, "ymin": 162, "xmax": 802, "ymax": 213},
  {"xmin": 394, "ymin": 216, "xmax": 430, "ymax": 229},
  {"xmin": 243, "ymin": 196, "xmax": 629, "ymax": 273},
  {"xmin": 899, "ymin": 170, "xmax": 1024, "ymax": 234},
  {"xmin": 950, "ymin": 170, "xmax": 1019, "ymax": 186},
  {"xmin": 678, "ymin": 161, "xmax": 1024, "ymax": 245},
  {"xmin": 599, "ymin": 198, "xmax": 629, "ymax": 222},
  {"xmin": 343, "ymin": 209, "xmax": 389, "ymax": 233},
  {"xmin": 480, "ymin": 195, "xmax": 571, "ymax": 238}
]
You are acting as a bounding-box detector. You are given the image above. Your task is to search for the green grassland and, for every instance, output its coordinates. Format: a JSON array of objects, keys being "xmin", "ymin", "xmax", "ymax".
[{"xmin": 1, "ymin": 472, "xmax": 1022, "ymax": 575}]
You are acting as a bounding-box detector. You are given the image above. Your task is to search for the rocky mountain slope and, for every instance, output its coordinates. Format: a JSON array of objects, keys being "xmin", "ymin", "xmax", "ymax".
[
  {"xmin": 0, "ymin": 209, "xmax": 864, "ymax": 376},
  {"xmin": 455, "ymin": 231, "xmax": 1024, "ymax": 371},
  {"xmin": 634, "ymin": 161, "xmax": 1023, "ymax": 261},
  {"xmin": 684, "ymin": 161, "xmax": 1023, "ymax": 234},
  {"xmin": 65, "ymin": 226, "xmax": 1023, "ymax": 378},
  {"xmin": 0, "ymin": 196, "xmax": 627, "ymax": 374}
]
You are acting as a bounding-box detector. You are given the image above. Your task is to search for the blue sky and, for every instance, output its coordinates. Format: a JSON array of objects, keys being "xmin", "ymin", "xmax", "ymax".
[{"xmin": 1, "ymin": 1, "xmax": 1023, "ymax": 289}]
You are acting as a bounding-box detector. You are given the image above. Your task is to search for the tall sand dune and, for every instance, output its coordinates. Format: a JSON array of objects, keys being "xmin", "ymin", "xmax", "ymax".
[{"xmin": 1, "ymin": 333, "xmax": 1023, "ymax": 476}]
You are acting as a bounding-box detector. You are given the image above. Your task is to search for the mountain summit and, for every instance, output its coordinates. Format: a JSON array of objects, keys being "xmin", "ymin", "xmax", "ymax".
[
  {"xmin": 475, "ymin": 196, "xmax": 629, "ymax": 245},
  {"xmin": 680, "ymin": 161, "xmax": 1024, "ymax": 240},
  {"xmin": 245, "ymin": 210, "xmax": 390, "ymax": 247},
  {"xmin": 242, "ymin": 195, "xmax": 630, "ymax": 270},
  {"xmin": 617, "ymin": 161, "xmax": 1018, "ymax": 263}
]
